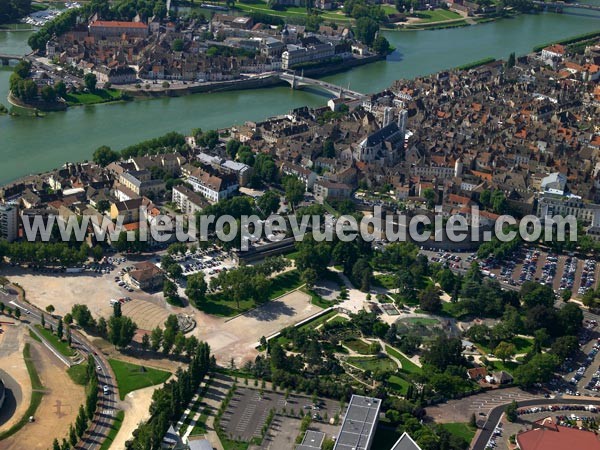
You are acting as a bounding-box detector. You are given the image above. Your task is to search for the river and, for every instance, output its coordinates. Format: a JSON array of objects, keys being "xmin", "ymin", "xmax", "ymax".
[{"xmin": 0, "ymin": 7, "xmax": 599, "ymax": 185}]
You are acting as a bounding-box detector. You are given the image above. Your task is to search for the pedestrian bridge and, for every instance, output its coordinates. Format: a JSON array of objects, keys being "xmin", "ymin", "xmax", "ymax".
[{"xmin": 279, "ymin": 71, "xmax": 364, "ymax": 99}]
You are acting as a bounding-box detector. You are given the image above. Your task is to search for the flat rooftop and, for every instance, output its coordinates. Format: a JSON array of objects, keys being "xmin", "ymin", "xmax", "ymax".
[
  {"xmin": 333, "ymin": 395, "xmax": 381, "ymax": 450},
  {"xmin": 296, "ymin": 430, "xmax": 326, "ymax": 450}
]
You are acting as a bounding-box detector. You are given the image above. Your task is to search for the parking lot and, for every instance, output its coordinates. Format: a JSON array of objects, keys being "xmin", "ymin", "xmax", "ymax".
[
  {"xmin": 481, "ymin": 248, "xmax": 599, "ymax": 297},
  {"xmin": 220, "ymin": 388, "xmax": 341, "ymax": 444},
  {"xmin": 165, "ymin": 247, "xmax": 236, "ymax": 281},
  {"xmin": 422, "ymin": 247, "xmax": 599, "ymax": 299},
  {"xmin": 553, "ymin": 316, "xmax": 600, "ymax": 396},
  {"xmin": 497, "ymin": 405, "xmax": 600, "ymax": 450}
]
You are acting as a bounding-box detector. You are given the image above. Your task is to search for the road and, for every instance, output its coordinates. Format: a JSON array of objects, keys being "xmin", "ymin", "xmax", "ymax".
[
  {"xmin": 8, "ymin": 297, "xmax": 117, "ymax": 450},
  {"xmin": 472, "ymin": 397, "xmax": 600, "ymax": 450}
]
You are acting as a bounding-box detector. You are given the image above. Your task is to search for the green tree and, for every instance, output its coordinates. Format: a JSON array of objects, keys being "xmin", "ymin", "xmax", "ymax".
[
  {"xmin": 505, "ymin": 400, "xmax": 518, "ymax": 422},
  {"xmin": 507, "ymin": 52, "xmax": 516, "ymax": 68},
  {"xmin": 418, "ymin": 284, "xmax": 442, "ymax": 313},
  {"xmin": 354, "ymin": 17, "xmax": 379, "ymax": 46},
  {"xmin": 185, "ymin": 273, "xmax": 207, "ymax": 307},
  {"xmin": 256, "ymin": 191, "xmax": 280, "ymax": 217},
  {"xmin": 372, "ymin": 35, "xmax": 391, "ymax": 55},
  {"xmin": 550, "ymin": 335, "xmax": 579, "ymax": 360},
  {"xmin": 55, "ymin": 80, "xmax": 67, "ymax": 98},
  {"xmin": 494, "ymin": 341, "xmax": 516, "ymax": 363},
  {"xmin": 172, "ymin": 38, "xmax": 184, "ymax": 51},
  {"xmin": 92, "ymin": 145, "xmax": 119, "ymax": 167},
  {"xmin": 283, "ymin": 176, "xmax": 305, "ymax": 209},
  {"xmin": 84, "ymin": 73, "xmax": 97, "ymax": 92},
  {"xmin": 141, "ymin": 333, "xmax": 150, "ymax": 351},
  {"xmin": 41, "ymin": 85, "xmax": 56, "ymax": 103},
  {"xmin": 301, "ymin": 268, "xmax": 318, "ymax": 290}
]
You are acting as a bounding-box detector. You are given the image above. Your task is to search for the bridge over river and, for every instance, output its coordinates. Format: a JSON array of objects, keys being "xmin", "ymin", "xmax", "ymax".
[
  {"xmin": 279, "ymin": 71, "xmax": 364, "ymax": 99},
  {"xmin": 0, "ymin": 53, "xmax": 23, "ymax": 65}
]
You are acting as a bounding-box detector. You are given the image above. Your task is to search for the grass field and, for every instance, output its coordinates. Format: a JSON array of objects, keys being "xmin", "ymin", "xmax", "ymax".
[
  {"xmin": 67, "ymin": 364, "xmax": 89, "ymax": 385},
  {"xmin": 440, "ymin": 422, "xmax": 477, "ymax": 445},
  {"xmin": 0, "ymin": 344, "xmax": 44, "ymax": 440},
  {"xmin": 34, "ymin": 324, "xmax": 75, "ymax": 358},
  {"xmin": 298, "ymin": 310, "xmax": 338, "ymax": 331},
  {"xmin": 233, "ymin": 0, "xmax": 352, "ymax": 22},
  {"xmin": 476, "ymin": 336, "xmax": 534, "ymax": 356},
  {"xmin": 388, "ymin": 374, "xmax": 410, "ymax": 395},
  {"xmin": 343, "ymin": 338, "xmax": 375, "ymax": 355},
  {"xmin": 347, "ymin": 355, "xmax": 397, "ymax": 372},
  {"xmin": 65, "ymin": 88, "xmax": 123, "ymax": 106},
  {"xmin": 108, "ymin": 359, "xmax": 171, "ymax": 400},
  {"xmin": 202, "ymin": 270, "xmax": 303, "ymax": 316},
  {"xmin": 327, "ymin": 315, "xmax": 349, "ymax": 326},
  {"xmin": 304, "ymin": 288, "xmax": 333, "ymax": 308},
  {"xmin": 385, "ymin": 345, "xmax": 422, "ymax": 375},
  {"xmin": 410, "ymin": 9, "xmax": 461, "ymax": 23},
  {"xmin": 99, "ymin": 410, "xmax": 125, "ymax": 450},
  {"xmin": 487, "ymin": 360, "xmax": 520, "ymax": 373},
  {"xmin": 374, "ymin": 274, "xmax": 397, "ymax": 290},
  {"xmin": 189, "ymin": 407, "xmax": 211, "ymax": 436}
]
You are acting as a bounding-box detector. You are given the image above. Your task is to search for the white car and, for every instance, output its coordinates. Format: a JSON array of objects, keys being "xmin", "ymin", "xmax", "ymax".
[{"xmin": 103, "ymin": 385, "xmax": 109, "ymax": 394}]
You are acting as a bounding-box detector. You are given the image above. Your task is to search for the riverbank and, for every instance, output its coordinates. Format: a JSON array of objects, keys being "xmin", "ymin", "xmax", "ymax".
[
  {"xmin": 25, "ymin": 54, "xmax": 384, "ymax": 104},
  {"xmin": 2, "ymin": 7, "xmax": 600, "ymax": 185}
]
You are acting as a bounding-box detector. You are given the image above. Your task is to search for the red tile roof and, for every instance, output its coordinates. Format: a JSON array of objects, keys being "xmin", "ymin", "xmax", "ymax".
[{"xmin": 517, "ymin": 422, "xmax": 600, "ymax": 450}]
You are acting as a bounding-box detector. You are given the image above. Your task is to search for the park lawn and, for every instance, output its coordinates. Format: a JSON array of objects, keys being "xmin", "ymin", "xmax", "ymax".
[
  {"xmin": 487, "ymin": 360, "xmax": 520, "ymax": 373},
  {"xmin": 476, "ymin": 336, "xmax": 534, "ymax": 355},
  {"xmin": 410, "ymin": 8, "xmax": 461, "ymax": 23},
  {"xmin": 0, "ymin": 344, "xmax": 44, "ymax": 440},
  {"xmin": 109, "ymin": 359, "xmax": 171, "ymax": 400},
  {"xmin": 385, "ymin": 345, "xmax": 422, "ymax": 375},
  {"xmin": 99, "ymin": 410, "xmax": 125, "ymax": 450},
  {"xmin": 343, "ymin": 338, "xmax": 375, "ymax": 355},
  {"xmin": 374, "ymin": 274, "xmax": 397, "ymax": 290},
  {"xmin": 34, "ymin": 324, "xmax": 75, "ymax": 358},
  {"xmin": 303, "ymin": 288, "xmax": 332, "ymax": 308},
  {"xmin": 388, "ymin": 374, "xmax": 410, "ymax": 395},
  {"xmin": 67, "ymin": 363, "xmax": 89, "ymax": 385},
  {"xmin": 381, "ymin": 4, "xmax": 398, "ymax": 15},
  {"xmin": 441, "ymin": 422, "xmax": 477, "ymax": 445},
  {"xmin": 298, "ymin": 310, "xmax": 338, "ymax": 331},
  {"xmin": 65, "ymin": 88, "xmax": 122, "ymax": 106},
  {"xmin": 269, "ymin": 270, "xmax": 303, "ymax": 298},
  {"xmin": 233, "ymin": 1, "xmax": 352, "ymax": 22},
  {"xmin": 347, "ymin": 356, "xmax": 398, "ymax": 372},
  {"xmin": 189, "ymin": 407, "xmax": 211, "ymax": 436},
  {"xmin": 440, "ymin": 301, "xmax": 470, "ymax": 319},
  {"xmin": 327, "ymin": 315, "xmax": 349, "ymax": 325}
]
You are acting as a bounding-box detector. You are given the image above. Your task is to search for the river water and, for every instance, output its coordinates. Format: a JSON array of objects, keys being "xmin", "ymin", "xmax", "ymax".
[{"xmin": 0, "ymin": 7, "xmax": 599, "ymax": 184}]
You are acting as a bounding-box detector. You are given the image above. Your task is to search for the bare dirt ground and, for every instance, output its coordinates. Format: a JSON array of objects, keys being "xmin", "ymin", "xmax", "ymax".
[
  {"xmin": 194, "ymin": 290, "xmax": 322, "ymax": 365},
  {"xmin": 1, "ymin": 340, "xmax": 85, "ymax": 450},
  {"xmin": 4, "ymin": 268, "xmax": 325, "ymax": 366},
  {"xmin": 122, "ymin": 300, "xmax": 172, "ymax": 332},
  {"xmin": 111, "ymin": 384, "xmax": 162, "ymax": 450},
  {"xmin": 0, "ymin": 322, "xmax": 30, "ymax": 434}
]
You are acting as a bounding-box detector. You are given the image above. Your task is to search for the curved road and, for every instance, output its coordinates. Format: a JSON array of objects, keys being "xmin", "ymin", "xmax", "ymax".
[
  {"xmin": 9, "ymin": 298, "xmax": 117, "ymax": 450},
  {"xmin": 472, "ymin": 397, "xmax": 600, "ymax": 450}
]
